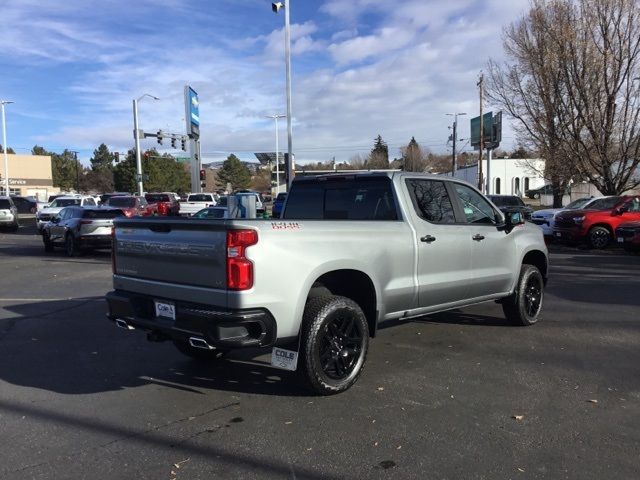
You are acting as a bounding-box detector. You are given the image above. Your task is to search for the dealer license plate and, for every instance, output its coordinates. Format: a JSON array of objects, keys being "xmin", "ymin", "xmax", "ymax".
[
  {"xmin": 555, "ymin": 232, "xmax": 561, "ymax": 237},
  {"xmin": 271, "ymin": 347, "xmax": 298, "ymax": 371},
  {"xmin": 617, "ymin": 237, "xmax": 624, "ymax": 243},
  {"xmin": 154, "ymin": 300, "xmax": 175, "ymax": 320}
]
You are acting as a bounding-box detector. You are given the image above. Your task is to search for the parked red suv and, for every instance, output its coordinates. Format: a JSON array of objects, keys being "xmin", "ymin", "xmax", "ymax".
[
  {"xmin": 145, "ymin": 193, "xmax": 179, "ymax": 216},
  {"xmin": 553, "ymin": 195, "xmax": 640, "ymax": 248},
  {"xmin": 105, "ymin": 196, "xmax": 156, "ymax": 217}
]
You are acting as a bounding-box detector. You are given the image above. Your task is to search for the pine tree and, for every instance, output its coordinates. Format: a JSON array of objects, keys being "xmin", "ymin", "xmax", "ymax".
[
  {"xmin": 216, "ymin": 154, "xmax": 251, "ymax": 191},
  {"xmin": 368, "ymin": 135, "xmax": 389, "ymax": 169},
  {"xmin": 90, "ymin": 143, "xmax": 114, "ymax": 171}
]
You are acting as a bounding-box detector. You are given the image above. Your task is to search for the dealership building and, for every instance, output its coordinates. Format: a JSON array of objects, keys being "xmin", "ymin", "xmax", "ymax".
[{"xmin": 0, "ymin": 154, "xmax": 56, "ymax": 200}]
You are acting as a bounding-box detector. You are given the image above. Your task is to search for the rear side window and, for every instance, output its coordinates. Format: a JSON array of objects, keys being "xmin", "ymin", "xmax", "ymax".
[
  {"xmin": 283, "ymin": 177, "xmax": 397, "ymax": 220},
  {"xmin": 588, "ymin": 197, "xmax": 621, "ymax": 210},
  {"xmin": 405, "ymin": 179, "xmax": 456, "ymax": 224},
  {"xmin": 108, "ymin": 197, "xmax": 136, "ymax": 207},
  {"xmin": 83, "ymin": 209, "xmax": 124, "ymax": 219}
]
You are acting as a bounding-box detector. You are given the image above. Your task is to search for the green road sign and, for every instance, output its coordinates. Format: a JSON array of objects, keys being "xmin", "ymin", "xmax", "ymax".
[{"xmin": 176, "ymin": 157, "xmax": 191, "ymax": 163}]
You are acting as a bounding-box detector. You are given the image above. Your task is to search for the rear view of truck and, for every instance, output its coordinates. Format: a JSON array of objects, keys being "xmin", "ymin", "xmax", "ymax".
[{"xmin": 107, "ymin": 218, "xmax": 277, "ymax": 358}]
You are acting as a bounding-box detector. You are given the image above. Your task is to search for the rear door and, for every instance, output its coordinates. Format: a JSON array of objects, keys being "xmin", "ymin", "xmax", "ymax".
[{"xmin": 403, "ymin": 178, "xmax": 473, "ymax": 307}]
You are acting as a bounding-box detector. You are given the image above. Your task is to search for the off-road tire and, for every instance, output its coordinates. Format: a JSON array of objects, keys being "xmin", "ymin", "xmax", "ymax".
[
  {"xmin": 300, "ymin": 295, "xmax": 369, "ymax": 395},
  {"xmin": 172, "ymin": 340, "xmax": 229, "ymax": 361},
  {"xmin": 502, "ymin": 264, "xmax": 544, "ymax": 326},
  {"xmin": 588, "ymin": 226, "xmax": 611, "ymax": 249}
]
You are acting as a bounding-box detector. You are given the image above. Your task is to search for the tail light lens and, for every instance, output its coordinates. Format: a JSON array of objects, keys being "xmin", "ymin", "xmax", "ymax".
[
  {"xmin": 80, "ymin": 220, "xmax": 93, "ymax": 225},
  {"xmin": 226, "ymin": 229, "xmax": 258, "ymax": 290}
]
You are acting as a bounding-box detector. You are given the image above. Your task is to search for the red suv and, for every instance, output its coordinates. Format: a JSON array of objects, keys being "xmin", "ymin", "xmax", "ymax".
[
  {"xmin": 105, "ymin": 196, "xmax": 156, "ymax": 217},
  {"xmin": 145, "ymin": 193, "xmax": 179, "ymax": 216},
  {"xmin": 553, "ymin": 195, "xmax": 640, "ymax": 248}
]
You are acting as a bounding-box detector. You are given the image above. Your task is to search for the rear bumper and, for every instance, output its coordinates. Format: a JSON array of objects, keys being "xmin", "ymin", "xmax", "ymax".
[
  {"xmin": 78, "ymin": 234, "xmax": 112, "ymax": 247},
  {"xmin": 106, "ymin": 290, "xmax": 277, "ymax": 348}
]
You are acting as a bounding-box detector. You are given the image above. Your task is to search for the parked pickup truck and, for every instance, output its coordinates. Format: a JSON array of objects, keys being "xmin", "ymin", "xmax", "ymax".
[
  {"xmin": 179, "ymin": 193, "xmax": 216, "ymax": 216},
  {"xmin": 106, "ymin": 172, "xmax": 549, "ymax": 395}
]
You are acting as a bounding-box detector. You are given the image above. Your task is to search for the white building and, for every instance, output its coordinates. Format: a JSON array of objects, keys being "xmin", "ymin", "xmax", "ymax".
[{"xmin": 445, "ymin": 157, "xmax": 546, "ymax": 196}]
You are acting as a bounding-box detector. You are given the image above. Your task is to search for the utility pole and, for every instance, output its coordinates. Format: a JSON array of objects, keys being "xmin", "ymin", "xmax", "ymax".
[
  {"xmin": 71, "ymin": 151, "xmax": 80, "ymax": 193},
  {"xmin": 477, "ymin": 72, "xmax": 484, "ymax": 192},
  {"xmin": 446, "ymin": 112, "xmax": 466, "ymax": 176},
  {"xmin": 1, "ymin": 100, "xmax": 14, "ymax": 197}
]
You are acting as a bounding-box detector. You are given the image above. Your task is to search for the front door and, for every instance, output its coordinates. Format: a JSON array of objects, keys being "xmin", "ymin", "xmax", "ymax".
[{"xmin": 450, "ymin": 183, "xmax": 516, "ymax": 299}]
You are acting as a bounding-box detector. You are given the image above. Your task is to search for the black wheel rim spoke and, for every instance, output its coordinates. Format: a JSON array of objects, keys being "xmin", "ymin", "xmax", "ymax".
[{"xmin": 318, "ymin": 311, "xmax": 363, "ymax": 380}]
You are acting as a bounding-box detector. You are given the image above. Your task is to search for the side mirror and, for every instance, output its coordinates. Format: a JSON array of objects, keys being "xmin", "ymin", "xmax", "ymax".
[
  {"xmin": 51, "ymin": 217, "xmax": 60, "ymax": 224},
  {"xmin": 614, "ymin": 206, "xmax": 628, "ymax": 215},
  {"xmin": 498, "ymin": 211, "xmax": 525, "ymax": 233}
]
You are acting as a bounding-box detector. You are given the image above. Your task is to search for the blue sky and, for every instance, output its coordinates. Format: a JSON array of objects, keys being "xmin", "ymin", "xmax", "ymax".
[{"xmin": 0, "ymin": 0, "xmax": 530, "ymax": 165}]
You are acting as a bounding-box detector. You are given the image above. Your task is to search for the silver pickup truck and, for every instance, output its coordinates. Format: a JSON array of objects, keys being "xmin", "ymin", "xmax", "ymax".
[{"xmin": 106, "ymin": 172, "xmax": 548, "ymax": 395}]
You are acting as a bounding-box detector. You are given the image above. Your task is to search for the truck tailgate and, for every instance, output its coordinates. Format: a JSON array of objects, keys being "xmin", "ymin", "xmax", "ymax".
[{"xmin": 113, "ymin": 218, "xmax": 227, "ymax": 290}]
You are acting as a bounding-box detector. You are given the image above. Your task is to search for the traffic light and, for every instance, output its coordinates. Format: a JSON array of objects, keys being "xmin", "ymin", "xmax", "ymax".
[
  {"xmin": 199, "ymin": 169, "xmax": 206, "ymax": 181},
  {"xmin": 201, "ymin": 181, "xmax": 206, "ymax": 188},
  {"xmin": 171, "ymin": 137, "xmax": 176, "ymax": 148},
  {"xmin": 114, "ymin": 152, "xmax": 120, "ymax": 163},
  {"xmin": 181, "ymin": 137, "xmax": 187, "ymax": 151},
  {"xmin": 157, "ymin": 130, "xmax": 163, "ymax": 145},
  {"xmin": 144, "ymin": 151, "xmax": 150, "ymax": 160}
]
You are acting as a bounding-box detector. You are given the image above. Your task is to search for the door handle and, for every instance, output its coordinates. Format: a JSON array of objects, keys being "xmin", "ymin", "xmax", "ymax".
[
  {"xmin": 420, "ymin": 235, "xmax": 436, "ymax": 243},
  {"xmin": 472, "ymin": 234, "xmax": 485, "ymax": 241}
]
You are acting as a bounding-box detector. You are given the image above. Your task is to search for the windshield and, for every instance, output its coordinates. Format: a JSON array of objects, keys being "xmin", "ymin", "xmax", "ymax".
[
  {"xmin": 193, "ymin": 208, "xmax": 226, "ymax": 218},
  {"xmin": 82, "ymin": 209, "xmax": 124, "ymax": 219},
  {"xmin": 50, "ymin": 198, "xmax": 81, "ymax": 208},
  {"xmin": 585, "ymin": 196, "xmax": 622, "ymax": 210},
  {"xmin": 565, "ymin": 197, "xmax": 592, "ymax": 209},
  {"xmin": 107, "ymin": 197, "xmax": 136, "ymax": 207},
  {"xmin": 489, "ymin": 196, "xmax": 523, "ymax": 207},
  {"xmin": 276, "ymin": 193, "xmax": 287, "ymax": 201},
  {"xmin": 145, "ymin": 194, "xmax": 170, "ymax": 203},
  {"xmin": 188, "ymin": 194, "xmax": 213, "ymax": 202},
  {"xmin": 0, "ymin": 199, "xmax": 11, "ymax": 209}
]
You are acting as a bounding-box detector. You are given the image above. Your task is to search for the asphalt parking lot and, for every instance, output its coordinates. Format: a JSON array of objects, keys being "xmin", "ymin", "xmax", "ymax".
[{"xmin": 1, "ymin": 219, "xmax": 639, "ymax": 480}]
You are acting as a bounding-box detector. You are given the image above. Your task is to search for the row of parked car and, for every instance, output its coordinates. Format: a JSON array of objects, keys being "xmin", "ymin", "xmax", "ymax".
[{"xmin": 531, "ymin": 195, "xmax": 640, "ymax": 251}]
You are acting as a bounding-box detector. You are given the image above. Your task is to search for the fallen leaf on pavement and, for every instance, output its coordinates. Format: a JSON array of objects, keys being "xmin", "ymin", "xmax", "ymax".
[
  {"xmin": 587, "ymin": 399, "xmax": 598, "ymax": 404},
  {"xmin": 512, "ymin": 415, "xmax": 524, "ymax": 421}
]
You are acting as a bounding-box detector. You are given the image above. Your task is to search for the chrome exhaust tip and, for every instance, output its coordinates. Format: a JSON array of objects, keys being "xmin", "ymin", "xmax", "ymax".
[
  {"xmin": 189, "ymin": 336, "xmax": 214, "ymax": 350},
  {"xmin": 115, "ymin": 318, "xmax": 135, "ymax": 330}
]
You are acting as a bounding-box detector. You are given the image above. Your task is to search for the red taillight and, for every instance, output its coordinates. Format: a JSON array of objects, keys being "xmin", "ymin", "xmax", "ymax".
[
  {"xmin": 226, "ymin": 229, "xmax": 258, "ymax": 290},
  {"xmin": 158, "ymin": 203, "xmax": 168, "ymax": 215},
  {"xmin": 124, "ymin": 210, "xmax": 134, "ymax": 217},
  {"xmin": 80, "ymin": 220, "xmax": 93, "ymax": 225}
]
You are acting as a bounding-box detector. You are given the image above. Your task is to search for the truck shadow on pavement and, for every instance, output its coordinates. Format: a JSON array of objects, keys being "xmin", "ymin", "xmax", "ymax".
[{"xmin": 0, "ymin": 298, "xmax": 312, "ymax": 397}]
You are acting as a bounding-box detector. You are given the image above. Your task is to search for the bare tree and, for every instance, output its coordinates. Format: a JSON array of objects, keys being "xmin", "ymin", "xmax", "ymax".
[
  {"xmin": 487, "ymin": 0, "xmax": 576, "ymax": 207},
  {"xmin": 348, "ymin": 153, "xmax": 367, "ymax": 170},
  {"xmin": 555, "ymin": 0, "xmax": 640, "ymax": 194}
]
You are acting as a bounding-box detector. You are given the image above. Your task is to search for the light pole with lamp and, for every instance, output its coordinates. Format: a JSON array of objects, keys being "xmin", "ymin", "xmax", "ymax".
[
  {"xmin": 265, "ymin": 114, "xmax": 286, "ymax": 194},
  {"xmin": 446, "ymin": 112, "xmax": 466, "ymax": 176},
  {"xmin": 1, "ymin": 100, "xmax": 14, "ymax": 197},
  {"xmin": 133, "ymin": 94, "xmax": 159, "ymax": 196},
  {"xmin": 272, "ymin": 2, "xmax": 294, "ymax": 190}
]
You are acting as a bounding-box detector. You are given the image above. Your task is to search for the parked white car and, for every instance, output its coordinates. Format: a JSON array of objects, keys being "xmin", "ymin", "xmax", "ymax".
[
  {"xmin": 531, "ymin": 196, "xmax": 614, "ymax": 235},
  {"xmin": 36, "ymin": 195, "xmax": 97, "ymax": 232}
]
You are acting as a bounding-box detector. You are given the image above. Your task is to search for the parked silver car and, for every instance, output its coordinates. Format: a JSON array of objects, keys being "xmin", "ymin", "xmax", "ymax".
[
  {"xmin": 42, "ymin": 206, "xmax": 124, "ymax": 256},
  {"xmin": 0, "ymin": 196, "xmax": 19, "ymax": 231}
]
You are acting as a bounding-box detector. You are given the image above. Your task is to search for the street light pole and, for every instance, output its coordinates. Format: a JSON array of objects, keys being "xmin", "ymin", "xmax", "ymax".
[
  {"xmin": 132, "ymin": 94, "xmax": 159, "ymax": 196},
  {"xmin": 265, "ymin": 114, "xmax": 286, "ymax": 194},
  {"xmin": 446, "ymin": 112, "xmax": 466, "ymax": 176},
  {"xmin": 1, "ymin": 100, "xmax": 14, "ymax": 197},
  {"xmin": 272, "ymin": 2, "xmax": 294, "ymax": 190}
]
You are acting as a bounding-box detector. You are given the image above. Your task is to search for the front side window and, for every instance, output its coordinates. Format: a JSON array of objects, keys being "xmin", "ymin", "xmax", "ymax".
[
  {"xmin": 405, "ymin": 179, "xmax": 456, "ymax": 224},
  {"xmin": 454, "ymin": 183, "xmax": 497, "ymax": 224}
]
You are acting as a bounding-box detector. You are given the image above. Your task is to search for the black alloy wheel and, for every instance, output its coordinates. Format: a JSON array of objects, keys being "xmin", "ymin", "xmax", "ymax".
[
  {"xmin": 318, "ymin": 312, "xmax": 364, "ymax": 380},
  {"xmin": 301, "ymin": 295, "xmax": 369, "ymax": 395},
  {"xmin": 502, "ymin": 264, "xmax": 544, "ymax": 326},
  {"xmin": 65, "ymin": 233, "xmax": 78, "ymax": 257},
  {"xmin": 588, "ymin": 226, "xmax": 611, "ymax": 249}
]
